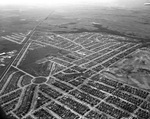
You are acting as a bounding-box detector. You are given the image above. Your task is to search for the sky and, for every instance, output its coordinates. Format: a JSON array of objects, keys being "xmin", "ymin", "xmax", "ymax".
[
  {"xmin": 0, "ymin": 0, "xmax": 115, "ymax": 5},
  {"xmin": 0, "ymin": 0, "xmax": 147, "ymax": 8}
]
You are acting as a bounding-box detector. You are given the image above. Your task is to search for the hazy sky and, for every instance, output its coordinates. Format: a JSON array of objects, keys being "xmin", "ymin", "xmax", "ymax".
[
  {"xmin": 115, "ymin": 0, "xmax": 146, "ymax": 7},
  {"xmin": 0, "ymin": 0, "xmax": 147, "ymax": 7},
  {"xmin": 0, "ymin": 0, "xmax": 115, "ymax": 5}
]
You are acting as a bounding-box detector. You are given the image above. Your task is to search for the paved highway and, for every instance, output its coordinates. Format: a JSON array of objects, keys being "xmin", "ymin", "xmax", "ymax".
[{"xmin": 0, "ymin": 12, "xmax": 53, "ymax": 80}]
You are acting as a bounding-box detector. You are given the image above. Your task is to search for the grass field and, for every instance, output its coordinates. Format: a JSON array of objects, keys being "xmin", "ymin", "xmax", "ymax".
[
  {"xmin": 0, "ymin": 6, "xmax": 52, "ymax": 36},
  {"xmin": 37, "ymin": 5, "xmax": 150, "ymax": 41}
]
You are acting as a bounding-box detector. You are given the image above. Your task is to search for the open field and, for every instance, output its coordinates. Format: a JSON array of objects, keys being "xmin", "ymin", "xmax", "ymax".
[
  {"xmin": 37, "ymin": 6, "xmax": 150, "ymax": 41},
  {"xmin": 0, "ymin": 6, "xmax": 51, "ymax": 36}
]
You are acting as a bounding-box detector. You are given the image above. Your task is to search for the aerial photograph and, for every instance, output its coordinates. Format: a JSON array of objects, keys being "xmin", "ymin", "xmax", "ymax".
[{"xmin": 0, "ymin": 0, "xmax": 150, "ymax": 119}]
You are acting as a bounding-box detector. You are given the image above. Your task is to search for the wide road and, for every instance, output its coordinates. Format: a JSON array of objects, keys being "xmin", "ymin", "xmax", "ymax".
[{"xmin": 0, "ymin": 12, "xmax": 53, "ymax": 80}]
